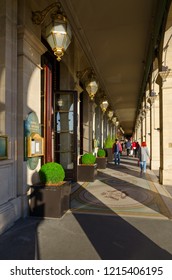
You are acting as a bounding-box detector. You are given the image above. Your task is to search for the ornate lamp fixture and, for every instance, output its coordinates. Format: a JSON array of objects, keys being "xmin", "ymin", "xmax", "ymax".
[
  {"xmin": 107, "ymin": 110, "xmax": 114, "ymax": 120},
  {"xmin": 32, "ymin": 2, "xmax": 72, "ymax": 61},
  {"xmin": 57, "ymin": 97, "xmax": 63, "ymax": 107},
  {"xmin": 85, "ymin": 80, "xmax": 99, "ymax": 100},
  {"xmin": 159, "ymin": 65, "xmax": 170, "ymax": 81},
  {"xmin": 76, "ymin": 68, "xmax": 99, "ymax": 100},
  {"xmin": 100, "ymin": 98, "xmax": 109, "ymax": 113},
  {"xmin": 147, "ymin": 90, "xmax": 158, "ymax": 105},
  {"xmin": 112, "ymin": 117, "xmax": 117, "ymax": 124}
]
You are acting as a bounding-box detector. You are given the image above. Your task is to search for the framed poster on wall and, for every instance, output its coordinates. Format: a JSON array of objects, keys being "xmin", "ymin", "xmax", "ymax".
[{"xmin": 0, "ymin": 135, "xmax": 8, "ymax": 160}]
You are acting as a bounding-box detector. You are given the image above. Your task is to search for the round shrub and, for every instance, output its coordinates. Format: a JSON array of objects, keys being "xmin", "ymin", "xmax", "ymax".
[
  {"xmin": 39, "ymin": 162, "xmax": 65, "ymax": 184},
  {"xmin": 97, "ymin": 149, "xmax": 106, "ymax": 157},
  {"xmin": 81, "ymin": 153, "xmax": 96, "ymax": 165}
]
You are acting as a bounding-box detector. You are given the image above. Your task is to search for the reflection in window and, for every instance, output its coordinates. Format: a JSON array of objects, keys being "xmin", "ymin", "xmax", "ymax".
[
  {"xmin": 55, "ymin": 98, "xmax": 74, "ymax": 169},
  {"xmin": 57, "ymin": 112, "xmax": 61, "ymax": 132},
  {"xmin": 69, "ymin": 103, "xmax": 73, "ymax": 132},
  {"xmin": 56, "ymin": 103, "xmax": 73, "ymax": 133}
]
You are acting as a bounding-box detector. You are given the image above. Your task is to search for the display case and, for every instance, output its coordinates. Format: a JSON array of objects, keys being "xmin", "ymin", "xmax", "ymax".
[{"xmin": 27, "ymin": 133, "xmax": 44, "ymax": 158}]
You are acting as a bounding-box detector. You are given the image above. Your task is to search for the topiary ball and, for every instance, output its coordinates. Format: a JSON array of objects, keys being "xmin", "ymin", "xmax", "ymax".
[
  {"xmin": 39, "ymin": 162, "xmax": 65, "ymax": 184},
  {"xmin": 81, "ymin": 153, "xmax": 96, "ymax": 165},
  {"xmin": 97, "ymin": 149, "xmax": 106, "ymax": 157}
]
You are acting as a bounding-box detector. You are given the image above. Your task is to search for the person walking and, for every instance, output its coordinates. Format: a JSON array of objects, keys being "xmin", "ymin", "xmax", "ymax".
[
  {"xmin": 132, "ymin": 140, "xmax": 137, "ymax": 157},
  {"xmin": 113, "ymin": 139, "xmax": 121, "ymax": 165},
  {"xmin": 136, "ymin": 141, "xmax": 140, "ymax": 158},
  {"xmin": 138, "ymin": 141, "xmax": 150, "ymax": 173},
  {"xmin": 125, "ymin": 139, "xmax": 131, "ymax": 156}
]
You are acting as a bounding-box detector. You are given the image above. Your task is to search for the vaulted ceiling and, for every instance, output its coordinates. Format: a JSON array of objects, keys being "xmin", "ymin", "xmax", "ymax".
[{"xmin": 62, "ymin": 0, "xmax": 168, "ymax": 135}]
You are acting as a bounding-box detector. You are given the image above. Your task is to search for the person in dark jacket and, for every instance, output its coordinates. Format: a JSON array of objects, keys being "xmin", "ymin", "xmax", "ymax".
[
  {"xmin": 136, "ymin": 141, "xmax": 140, "ymax": 158},
  {"xmin": 113, "ymin": 139, "xmax": 121, "ymax": 165},
  {"xmin": 125, "ymin": 139, "xmax": 131, "ymax": 156}
]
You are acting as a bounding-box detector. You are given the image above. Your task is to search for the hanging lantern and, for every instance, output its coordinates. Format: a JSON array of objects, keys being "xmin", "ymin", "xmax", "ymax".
[
  {"xmin": 85, "ymin": 79, "xmax": 99, "ymax": 100},
  {"xmin": 57, "ymin": 97, "xmax": 63, "ymax": 107},
  {"xmin": 100, "ymin": 99, "xmax": 109, "ymax": 113},
  {"xmin": 112, "ymin": 117, "xmax": 117, "ymax": 124},
  {"xmin": 107, "ymin": 110, "xmax": 114, "ymax": 120},
  {"xmin": 32, "ymin": 2, "xmax": 72, "ymax": 61},
  {"xmin": 76, "ymin": 68, "xmax": 99, "ymax": 100}
]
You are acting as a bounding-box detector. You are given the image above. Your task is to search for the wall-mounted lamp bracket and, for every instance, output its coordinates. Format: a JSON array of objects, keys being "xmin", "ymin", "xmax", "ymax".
[
  {"xmin": 32, "ymin": 2, "xmax": 72, "ymax": 61},
  {"xmin": 32, "ymin": 2, "xmax": 62, "ymax": 25}
]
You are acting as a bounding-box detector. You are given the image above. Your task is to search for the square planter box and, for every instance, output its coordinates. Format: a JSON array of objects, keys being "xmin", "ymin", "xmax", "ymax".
[
  {"xmin": 29, "ymin": 181, "xmax": 71, "ymax": 218},
  {"xmin": 96, "ymin": 157, "xmax": 107, "ymax": 169},
  {"xmin": 77, "ymin": 164, "xmax": 97, "ymax": 182}
]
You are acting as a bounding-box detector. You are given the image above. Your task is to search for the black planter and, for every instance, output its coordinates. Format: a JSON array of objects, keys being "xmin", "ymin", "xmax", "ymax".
[
  {"xmin": 105, "ymin": 148, "xmax": 114, "ymax": 162},
  {"xmin": 77, "ymin": 164, "xmax": 97, "ymax": 182},
  {"xmin": 96, "ymin": 157, "xmax": 107, "ymax": 169},
  {"xmin": 29, "ymin": 181, "xmax": 71, "ymax": 218}
]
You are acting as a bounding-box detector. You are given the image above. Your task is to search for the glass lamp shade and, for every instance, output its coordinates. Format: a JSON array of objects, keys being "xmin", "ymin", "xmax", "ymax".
[
  {"xmin": 45, "ymin": 13, "xmax": 72, "ymax": 61},
  {"xmin": 107, "ymin": 110, "xmax": 114, "ymax": 119},
  {"xmin": 100, "ymin": 100, "xmax": 109, "ymax": 113},
  {"xmin": 57, "ymin": 98, "xmax": 63, "ymax": 107},
  {"xmin": 85, "ymin": 80, "xmax": 99, "ymax": 100},
  {"xmin": 112, "ymin": 117, "xmax": 117, "ymax": 124}
]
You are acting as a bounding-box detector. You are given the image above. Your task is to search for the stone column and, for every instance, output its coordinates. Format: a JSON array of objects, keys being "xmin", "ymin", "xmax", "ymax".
[
  {"xmin": 0, "ymin": 0, "xmax": 18, "ymax": 234},
  {"xmin": 136, "ymin": 124, "xmax": 141, "ymax": 144},
  {"xmin": 17, "ymin": 26, "xmax": 46, "ymax": 215},
  {"xmin": 82, "ymin": 92, "xmax": 89, "ymax": 152},
  {"xmin": 95, "ymin": 104, "xmax": 101, "ymax": 147},
  {"xmin": 159, "ymin": 71, "xmax": 172, "ymax": 185},
  {"xmin": 140, "ymin": 116, "xmax": 145, "ymax": 143},
  {"xmin": 101, "ymin": 113, "xmax": 104, "ymax": 145},
  {"xmin": 149, "ymin": 95, "xmax": 160, "ymax": 170},
  {"xmin": 145, "ymin": 105, "xmax": 151, "ymax": 151}
]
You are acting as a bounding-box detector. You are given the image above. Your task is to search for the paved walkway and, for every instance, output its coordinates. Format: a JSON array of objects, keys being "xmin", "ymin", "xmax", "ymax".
[{"xmin": 0, "ymin": 155, "xmax": 172, "ymax": 260}]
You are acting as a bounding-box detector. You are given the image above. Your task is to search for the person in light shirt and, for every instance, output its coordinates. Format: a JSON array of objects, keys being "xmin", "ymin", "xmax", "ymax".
[{"xmin": 138, "ymin": 141, "xmax": 150, "ymax": 173}]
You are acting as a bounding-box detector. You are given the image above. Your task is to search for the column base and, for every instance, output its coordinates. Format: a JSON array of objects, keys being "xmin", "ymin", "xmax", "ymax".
[
  {"xmin": 151, "ymin": 159, "xmax": 160, "ymax": 170},
  {"xmin": 0, "ymin": 197, "xmax": 22, "ymax": 234},
  {"xmin": 159, "ymin": 167, "xmax": 172, "ymax": 185}
]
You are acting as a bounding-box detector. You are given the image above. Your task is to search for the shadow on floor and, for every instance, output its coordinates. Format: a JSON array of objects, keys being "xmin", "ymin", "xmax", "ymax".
[
  {"xmin": 1, "ymin": 166, "xmax": 172, "ymax": 260},
  {"xmin": 0, "ymin": 218, "xmax": 40, "ymax": 260},
  {"xmin": 73, "ymin": 212, "xmax": 172, "ymax": 260}
]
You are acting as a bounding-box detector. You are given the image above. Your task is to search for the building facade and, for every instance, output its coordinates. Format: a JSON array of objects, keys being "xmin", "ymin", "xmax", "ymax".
[{"xmin": 0, "ymin": 0, "xmax": 172, "ymax": 234}]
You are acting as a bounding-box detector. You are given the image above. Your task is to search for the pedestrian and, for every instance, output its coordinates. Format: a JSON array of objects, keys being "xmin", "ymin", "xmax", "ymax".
[
  {"xmin": 112, "ymin": 139, "xmax": 121, "ymax": 165},
  {"xmin": 138, "ymin": 141, "xmax": 150, "ymax": 173},
  {"xmin": 119, "ymin": 140, "xmax": 123, "ymax": 155},
  {"xmin": 136, "ymin": 141, "xmax": 140, "ymax": 158},
  {"xmin": 125, "ymin": 139, "xmax": 131, "ymax": 156},
  {"xmin": 132, "ymin": 140, "xmax": 137, "ymax": 157}
]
